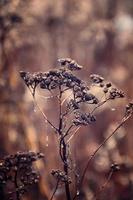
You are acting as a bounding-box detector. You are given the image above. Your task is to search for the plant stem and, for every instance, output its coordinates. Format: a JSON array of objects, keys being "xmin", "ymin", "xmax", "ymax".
[
  {"xmin": 72, "ymin": 112, "xmax": 133, "ymax": 200},
  {"xmin": 93, "ymin": 169, "xmax": 113, "ymax": 200},
  {"xmin": 50, "ymin": 179, "xmax": 60, "ymax": 200},
  {"xmin": 58, "ymin": 86, "xmax": 72, "ymax": 200},
  {"xmin": 14, "ymin": 169, "xmax": 20, "ymax": 200},
  {"xmin": 80, "ymin": 114, "xmax": 132, "ymax": 187},
  {"xmin": 62, "ymin": 138, "xmax": 72, "ymax": 200}
]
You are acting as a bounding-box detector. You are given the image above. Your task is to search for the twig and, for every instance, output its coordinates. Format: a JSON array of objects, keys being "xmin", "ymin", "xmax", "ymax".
[
  {"xmin": 67, "ymin": 126, "xmax": 81, "ymax": 143},
  {"xmin": 14, "ymin": 169, "xmax": 20, "ymax": 200},
  {"xmin": 93, "ymin": 169, "xmax": 113, "ymax": 200},
  {"xmin": 80, "ymin": 113, "xmax": 132, "ymax": 188},
  {"xmin": 61, "ymin": 91, "xmax": 73, "ymax": 106},
  {"xmin": 50, "ymin": 179, "xmax": 60, "ymax": 200},
  {"xmin": 90, "ymin": 98, "xmax": 110, "ymax": 115},
  {"xmin": 59, "ymin": 125, "xmax": 74, "ymax": 162},
  {"xmin": 58, "ymin": 86, "xmax": 72, "ymax": 200}
]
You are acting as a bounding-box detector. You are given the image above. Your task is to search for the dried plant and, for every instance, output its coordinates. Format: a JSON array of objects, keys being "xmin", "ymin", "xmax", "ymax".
[
  {"xmin": 20, "ymin": 58, "xmax": 133, "ymax": 200},
  {"xmin": 0, "ymin": 151, "xmax": 44, "ymax": 200}
]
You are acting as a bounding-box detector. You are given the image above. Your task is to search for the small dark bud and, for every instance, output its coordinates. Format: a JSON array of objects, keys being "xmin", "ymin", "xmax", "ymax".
[
  {"xmin": 103, "ymin": 87, "xmax": 108, "ymax": 93},
  {"xmin": 111, "ymin": 163, "xmax": 120, "ymax": 172},
  {"xmin": 106, "ymin": 82, "xmax": 112, "ymax": 88},
  {"xmin": 90, "ymin": 74, "xmax": 104, "ymax": 83}
]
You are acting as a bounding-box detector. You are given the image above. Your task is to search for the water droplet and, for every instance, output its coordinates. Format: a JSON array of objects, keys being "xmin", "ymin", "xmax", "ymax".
[
  {"xmin": 33, "ymin": 102, "xmax": 37, "ymax": 113},
  {"xmin": 76, "ymin": 190, "xmax": 80, "ymax": 196},
  {"xmin": 73, "ymin": 163, "xmax": 76, "ymax": 168},
  {"xmin": 111, "ymin": 108, "xmax": 116, "ymax": 111},
  {"xmin": 46, "ymin": 135, "xmax": 49, "ymax": 147},
  {"xmin": 34, "ymin": 107, "xmax": 37, "ymax": 112}
]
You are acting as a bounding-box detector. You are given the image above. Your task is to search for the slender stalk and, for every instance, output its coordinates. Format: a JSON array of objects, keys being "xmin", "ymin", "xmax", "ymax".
[
  {"xmin": 58, "ymin": 86, "xmax": 72, "ymax": 200},
  {"xmin": 72, "ymin": 112, "xmax": 133, "ymax": 200},
  {"xmin": 58, "ymin": 86, "xmax": 63, "ymax": 135},
  {"xmin": 59, "ymin": 125, "xmax": 73, "ymax": 163},
  {"xmin": 80, "ymin": 114, "xmax": 132, "ymax": 188},
  {"xmin": 50, "ymin": 179, "xmax": 60, "ymax": 200},
  {"xmin": 90, "ymin": 98, "xmax": 110, "ymax": 115},
  {"xmin": 93, "ymin": 170, "xmax": 113, "ymax": 200},
  {"xmin": 62, "ymin": 137, "xmax": 72, "ymax": 200},
  {"xmin": 67, "ymin": 126, "xmax": 81, "ymax": 143},
  {"xmin": 14, "ymin": 169, "xmax": 20, "ymax": 200}
]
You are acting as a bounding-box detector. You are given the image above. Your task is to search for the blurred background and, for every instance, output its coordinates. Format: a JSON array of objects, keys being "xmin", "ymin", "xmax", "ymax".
[{"xmin": 0, "ymin": 0, "xmax": 133, "ymax": 199}]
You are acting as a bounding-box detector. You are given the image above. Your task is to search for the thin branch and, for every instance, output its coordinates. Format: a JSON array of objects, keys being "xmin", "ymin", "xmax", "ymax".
[
  {"xmin": 67, "ymin": 126, "xmax": 81, "ymax": 144},
  {"xmin": 80, "ymin": 113, "xmax": 132, "ymax": 188},
  {"xmin": 59, "ymin": 125, "xmax": 74, "ymax": 163},
  {"xmin": 14, "ymin": 170, "xmax": 20, "ymax": 200},
  {"xmin": 93, "ymin": 169, "xmax": 113, "ymax": 200},
  {"xmin": 50, "ymin": 179, "xmax": 60, "ymax": 200},
  {"xmin": 58, "ymin": 85, "xmax": 72, "ymax": 200},
  {"xmin": 58, "ymin": 85, "xmax": 63, "ymax": 135},
  {"xmin": 90, "ymin": 98, "xmax": 110, "ymax": 115},
  {"xmin": 61, "ymin": 91, "xmax": 73, "ymax": 106}
]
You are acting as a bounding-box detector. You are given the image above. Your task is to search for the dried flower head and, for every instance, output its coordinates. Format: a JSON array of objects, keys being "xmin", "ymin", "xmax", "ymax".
[
  {"xmin": 109, "ymin": 88, "xmax": 125, "ymax": 99},
  {"xmin": 58, "ymin": 58, "xmax": 83, "ymax": 71},
  {"xmin": 51, "ymin": 169, "xmax": 71, "ymax": 184},
  {"xmin": 110, "ymin": 163, "xmax": 120, "ymax": 172},
  {"xmin": 0, "ymin": 151, "xmax": 44, "ymax": 198},
  {"xmin": 90, "ymin": 74, "xmax": 104, "ymax": 84},
  {"xmin": 125, "ymin": 102, "xmax": 133, "ymax": 116},
  {"xmin": 73, "ymin": 112, "xmax": 96, "ymax": 126}
]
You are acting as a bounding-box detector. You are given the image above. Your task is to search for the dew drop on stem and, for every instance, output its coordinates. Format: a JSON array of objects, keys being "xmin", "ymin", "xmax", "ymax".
[
  {"xmin": 111, "ymin": 108, "xmax": 116, "ymax": 111},
  {"xmin": 76, "ymin": 190, "xmax": 80, "ymax": 196},
  {"xmin": 46, "ymin": 135, "xmax": 49, "ymax": 147}
]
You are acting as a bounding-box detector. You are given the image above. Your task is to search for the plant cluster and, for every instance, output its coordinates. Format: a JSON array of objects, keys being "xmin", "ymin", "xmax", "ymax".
[
  {"xmin": 19, "ymin": 58, "xmax": 133, "ymax": 200},
  {"xmin": 0, "ymin": 151, "xmax": 44, "ymax": 200}
]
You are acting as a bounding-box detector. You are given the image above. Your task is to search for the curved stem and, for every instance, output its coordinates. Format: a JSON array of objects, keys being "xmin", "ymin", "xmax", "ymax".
[
  {"xmin": 93, "ymin": 170, "xmax": 113, "ymax": 200},
  {"xmin": 80, "ymin": 114, "xmax": 132, "ymax": 188},
  {"xmin": 50, "ymin": 179, "xmax": 60, "ymax": 200},
  {"xmin": 59, "ymin": 125, "xmax": 74, "ymax": 162},
  {"xmin": 67, "ymin": 126, "xmax": 81, "ymax": 144},
  {"xmin": 90, "ymin": 98, "xmax": 110, "ymax": 115}
]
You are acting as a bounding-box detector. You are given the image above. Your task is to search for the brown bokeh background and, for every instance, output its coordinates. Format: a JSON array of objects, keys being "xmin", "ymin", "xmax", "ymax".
[{"xmin": 0, "ymin": 0, "xmax": 133, "ymax": 199}]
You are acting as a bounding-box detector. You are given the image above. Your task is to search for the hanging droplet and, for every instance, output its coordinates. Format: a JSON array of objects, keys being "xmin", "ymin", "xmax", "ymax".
[
  {"xmin": 46, "ymin": 135, "xmax": 49, "ymax": 147},
  {"xmin": 76, "ymin": 190, "xmax": 80, "ymax": 196},
  {"xmin": 111, "ymin": 108, "xmax": 116, "ymax": 111},
  {"xmin": 33, "ymin": 101, "xmax": 37, "ymax": 113},
  {"xmin": 73, "ymin": 162, "xmax": 76, "ymax": 168},
  {"xmin": 34, "ymin": 107, "xmax": 37, "ymax": 112}
]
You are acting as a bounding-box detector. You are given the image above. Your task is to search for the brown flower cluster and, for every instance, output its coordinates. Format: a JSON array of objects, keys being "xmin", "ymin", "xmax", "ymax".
[
  {"xmin": 51, "ymin": 169, "xmax": 71, "ymax": 184},
  {"xmin": 73, "ymin": 112, "xmax": 96, "ymax": 126},
  {"xmin": 90, "ymin": 74, "xmax": 124, "ymax": 99},
  {"xmin": 20, "ymin": 58, "xmax": 125, "ymax": 130},
  {"xmin": 125, "ymin": 102, "xmax": 133, "ymax": 116},
  {"xmin": 0, "ymin": 151, "xmax": 44, "ymax": 198},
  {"xmin": 57, "ymin": 58, "xmax": 83, "ymax": 71}
]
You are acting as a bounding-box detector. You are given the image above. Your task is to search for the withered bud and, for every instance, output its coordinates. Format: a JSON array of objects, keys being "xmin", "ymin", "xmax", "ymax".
[
  {"xmin": 111, "ymin": 163, "xmax": 120, "ymax": 172},
  {"xmin": 90, "ymin": 74, "xmax": 104, "ymax": 83}
]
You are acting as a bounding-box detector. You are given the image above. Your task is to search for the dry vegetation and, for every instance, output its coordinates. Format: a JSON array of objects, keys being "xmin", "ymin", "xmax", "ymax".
[{"xmin": 0, "ymin": 0, "xmax": 133, "ymax": 200}]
